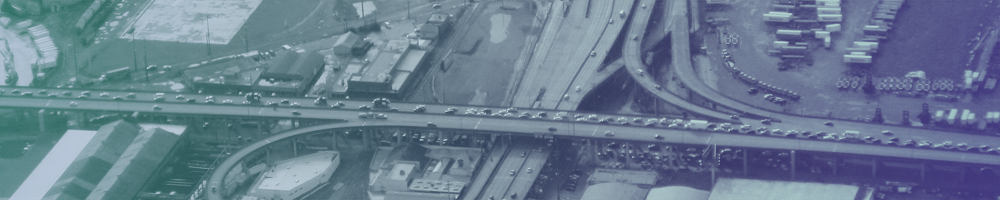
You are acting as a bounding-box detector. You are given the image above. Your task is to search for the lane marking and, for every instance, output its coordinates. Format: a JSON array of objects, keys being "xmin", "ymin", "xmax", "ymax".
[
  {"xmin": 475, "ymin": 119, "xmax": 482, "ymax": 129},
  {"xmin": 592, "ymin": 125, "xmax": 600, "ymax": 136}
]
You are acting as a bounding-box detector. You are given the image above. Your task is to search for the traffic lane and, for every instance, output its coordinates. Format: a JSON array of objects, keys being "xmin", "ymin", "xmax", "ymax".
[
  {"xmin": 483, "ymin": 144, "xmax": 531, "ymax": 200},
  {"xmin": 513, "ymin": 0, "xmax": 615, "ymax": 108},
  {"xmin": 556, "ymin": 0, "xmax": 634, "ymax": 110},
  {"xmin": 620, "ymin": 0, "xmax": 737, "ymax": 121},
  {"xmin": 4, "ymin": 96, "xmax": 1000, "ymax": 165},
  {"xmin": 0, "ymin": 86, "xmax": 712, "ymax": 126},
  {"xmin": 4, "ymin": 85, "xmax": 1000, "ymax": 154},
  {"xmin": 538, "ymin": 0, "xmax": 626, "ymax": 109},
  {"xmin": 651, "ymin": 0, "xmax": 984, "ymax": 158},
  {"xmin": 506, "ymin": 147, "xmax": 549, "ymax": 199}
]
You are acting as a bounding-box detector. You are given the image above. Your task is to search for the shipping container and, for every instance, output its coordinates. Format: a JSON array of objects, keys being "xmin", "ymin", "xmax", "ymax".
[
  {"xmin": 773, "ymin": 41, "xmax": 790, "ymax": 48},
  {"xmin": 815, "ymin": 31, "xmax": 830, "ymax": 38},
  {"xmin": 818, "ymin": 7, "xmax": 841, "ymax": 14},
  {"xmin": 934, "ymin": 110, "xmax": 944, "ymax": 122},
  {"xmin": 826, "ymin": 24, "xmax": 841, "ymax": 32},
  {"xmin": 824, "ymin": 37, "xmax": 831, "ymax": 48},
  {"xmin": 764, "ymin": 14, "xmax": 792, "ymax": 22},
  {"xmin": 818, "ymin": 14, "xmax": 843, "ymax": 22},
  {"xmin": 843, "ymin": 54, "xmax": 872, "ymax": 63},
  {"xmin": 947, "ymin": 109, "xmax": 958, "ymax": 125}
]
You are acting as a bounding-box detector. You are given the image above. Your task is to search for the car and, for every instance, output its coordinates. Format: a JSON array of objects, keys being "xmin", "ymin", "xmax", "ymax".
[
  {"xmin": 427, "ymin": 122, "xmax": 437, "ymax": 127},
  {"xmin": 280, "ymin": 99, "xmax": 290, "ymax": 104},
  {"xmin": 37, "ymin": 90, "xmax": 47, "ymax": 94},
  {"xmin": 413, "ymin": 105, "xmax": 427, "ymax": 113},
  {"xmin": 619, "ymin": 10, "xmax": 625, "ymax": 18},
  {"xmin": 654, "ymin": 134, "xmax": 664, "ymax": 140},
  {"xmin": 609, "ymin": 19, "xmax": 614, "ymax": 24},
  {"xmin": 154, "ymin": 96, "xmax": 165, "ymax": 101},
  {"xmin": 432, "ymin": 4, "xmax": 441, "ymax": 8},
  {"xmin": 205, "ymin": 99, "xmax": 216, "ymax": 103},
  {"xmin": 266, "ymin": 102, "xmax": 279, "ymax": 107},
  {"xmin": 374, "ymin": 114, "xmax": 388, "ymax": 119},
  {"xmin": 152, "ymin": 105, "xmax": 162, "ymax": 110},
  {"xmin": 175, "ymin": 95, "xmax": 185, "ymax": 99},
  {"xmin": 62, "ymin": 91, "xmax": 72, "ymax": 96},
  {"xmin": 290, "ymin": 102, "xmax": 300, "ymax": 107},
  {"xmin": 47, "ymin": 93, "xmax": 57, "ymax": 98},
  {"xmin": 291, "ymin": 111, "xmax": 301, "ymax": 115},
  {"xmin": 590, "ymin": 51, "xmax": 597, "ymax": 57},
  {"xmin": 113, "ymin": 96, "xmax": 124, "ymax": 100},
  {"xmin": 632, "ymin": 35, "xmax": 638, "ymax": 40},
  {"xmin": 548, "ymin": 127, "xmax": 557, "ymax": 131},
  {"xmin": 509, "ymin": 170, "xmax": 516, "ymax": 176},
  {"xmin": 187, "ymin": 98, "xmax": 196, "ymax": 103},
  {"xmin": 605, "ymin": 131, "xmax": 615, "ymax": 137},
  {"xmin": 314, "ymin": 97, "xmax": 328, "ymax": 105},
  {"xmin": 146, "ymin": 65, "xmax": 158, "ymax": 71},
  {"xmin": 359, "ymin": 105, "xmax": 371, "ymax": 110},
  {"xmin": 642, "ymin": 3, "xmax": 647, "ymax": 8},
  {"xmin": 20, "ymin": 92, "xmax": 33, "ymax": 96},
  {"xmin": 331, "ymin": 101, "xmax": 345, "ymax": 108},
  {"xmin": 127, "ymin": 93, "xmax": 136, "ymax": 98},
  {"xmin": 222, "ymin": 99, "xmax": 233, "ymax": 104},
  {"xmin": 206, "ymin": 96, "xmax": 215, "ymax": 100},
  {"xmin": 99, "ymin": 92, "xmax": 110, "ymax": 97},
  {"xmin": 78, "ymin": 95, "xmax": 88, "ymax": 99},
  {"xmin": 81, "ymin": 91, "xmax": 91, "ymax": 96},
  {"xmin": 69, "ymin": 101, "xmax": 78, "ymax": 107}
]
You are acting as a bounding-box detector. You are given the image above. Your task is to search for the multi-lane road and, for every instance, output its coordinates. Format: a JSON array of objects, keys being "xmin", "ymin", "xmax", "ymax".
[
  {"xmin": 1, "ymin": 88, "xmax": 999, "ymax": 166},
  {"xmin": 621, "ymin": 0, "xmax": 1000, "ymax": 160}
]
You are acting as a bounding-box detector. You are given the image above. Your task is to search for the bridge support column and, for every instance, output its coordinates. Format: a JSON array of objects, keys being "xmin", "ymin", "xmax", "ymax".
[
  {"xmin": 395, "ymin": 129, "xmax": 402, "ymax": 144},
  {"xmin": 872, "ymin": 158, "xmax": 878, "ymax": 178},
  {"xmin": 742, "ymin": 149, "xmax": 748, "ymax": 176},
  {"xmin": 38, "ymin": 109, "xmax": 46, "ymax": 133},
  {"xmin": 959, "ymin": 165, "xmax": 966, "ymax": 183},
  {"xmin": 920, "ymin": 162, "xmax": 926, "ymax": 182},
  {"xmin": 362, "ymin": 129, "xmax": 370, "ymax": 148},
  {"xmin": 292, "ymin": 139, "xmax": 298, "ymax": 157},
  {"xmin": 790, "ymin": 150, "xmax": 796, "ymax": 180},
  {"xmin": 832, "ymin": 158, "xmax": 838, "ymax": 175}
]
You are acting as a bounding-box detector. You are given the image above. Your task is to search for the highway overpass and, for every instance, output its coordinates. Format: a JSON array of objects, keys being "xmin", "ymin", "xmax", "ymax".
[
  {"xmin": 619, "ymin": 0, "xmax": 1000, "ymax": 158},
  {"xmin": 1, "ymin": 89, "xmax": 999, "ymax": 166}
]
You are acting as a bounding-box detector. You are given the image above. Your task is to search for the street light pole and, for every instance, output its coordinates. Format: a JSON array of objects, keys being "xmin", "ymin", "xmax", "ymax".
[
  {"xmin": 206, "ymin": 18, "xmax": 212, "ymax": 56},
  {"xmin": 143, "ymin": 38, "xmax": 148, "ymax": 82},
  {"xmin": 132, "ymin": 32, "xmax": 137, "ymax": 72}
]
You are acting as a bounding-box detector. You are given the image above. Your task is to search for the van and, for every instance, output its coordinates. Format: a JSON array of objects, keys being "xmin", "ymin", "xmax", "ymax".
[{"xmin": 619, "ymin": 10, "xmax": 625, "ymax": 18}]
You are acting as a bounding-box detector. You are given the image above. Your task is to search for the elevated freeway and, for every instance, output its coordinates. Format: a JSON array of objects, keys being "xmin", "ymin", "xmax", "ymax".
[
  {"xmin": 1, "ymin": 90, "xmax": 999, "ymax": 198},
  {"xmin": 0, "ymin": 91, "xmax": 999, "ymax": 165},
  {"xmin": 509, "ymin": 0, "xmax": 632, "ymax": 110},
  {"xmin": 622, "ymin": 0, "xmax": 1000, "ymax": 153},
  {"xmin": 621, "ymin": 0, "xmax": 737, "ymax": 121}
]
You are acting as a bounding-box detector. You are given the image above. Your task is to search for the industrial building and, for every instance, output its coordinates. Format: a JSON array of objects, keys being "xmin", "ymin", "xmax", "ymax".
[
  {"xmin": 254, "ymin": 50, "xmax": 326, "ymax": 96},
  {"xmin": 346, "ymin": 40, "xmax": 427, "ymax": 96},
  {"xmin": 369, "ymin": 143, "xmax": 483, "ymax": 200},
  {"xmin": 10, "ymin": 120, "xmax": 183, "ymax": 200},
  {"xmin": 707, "ymin": 178, "xmax": 860, "ymax": 200},
  {"xmin": 246, "ymin": 151, "xmax": 341, "ymax": 200}
]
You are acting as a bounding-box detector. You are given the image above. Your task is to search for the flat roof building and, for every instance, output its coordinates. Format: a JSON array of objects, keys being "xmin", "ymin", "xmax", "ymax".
[
  {"xmin": 248, "ymin": 151, "xmax": 341, "ymax": 200},
  {"xmin": 254, "ymin": 50, "xmax": 325, "ymax": 96},
  {"xmin": 587, "ymin": 168, "xmax": 659, "ymax": 188},
  {"xmin": 708, "ymin": 178, "xmax": 860, "ymax": 200},
  {"xmin": 581, "ymin": 183, "xmax": 650, "ymax": 200},
  {"xmin": 348, "ymin": 40, "xmax": 427, "ymax": 96}
]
